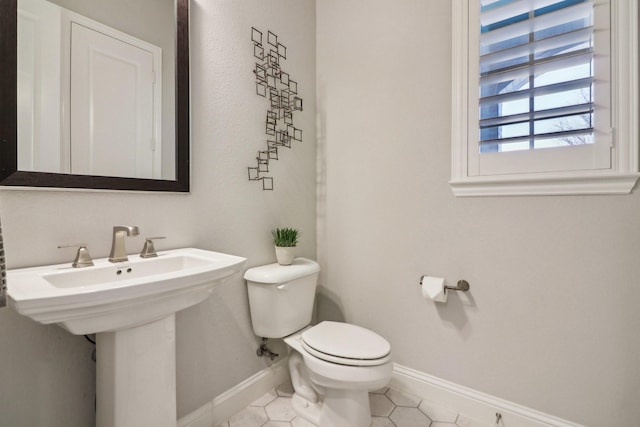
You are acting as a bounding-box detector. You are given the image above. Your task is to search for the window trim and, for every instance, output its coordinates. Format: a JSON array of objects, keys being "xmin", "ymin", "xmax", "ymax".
[{"xmin": 450, "ymin": 0, "xmax": 639, "ymax": 197}]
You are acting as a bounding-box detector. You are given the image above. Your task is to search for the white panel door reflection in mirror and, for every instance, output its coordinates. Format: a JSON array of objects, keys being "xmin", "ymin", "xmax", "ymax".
[
  {"xmin": 70, "ymin": 23, "xmax": 160, "ymax": 179},
  {"xmin": 17, "ymin": 0, "xmax": 62, "ymax": 173},
  {"xmin": 16, "ymin": 0, "xmax": 171, "ymax": 182}
]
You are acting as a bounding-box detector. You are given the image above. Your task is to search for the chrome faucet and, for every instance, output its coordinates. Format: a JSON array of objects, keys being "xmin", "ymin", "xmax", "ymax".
[{"xmin": 109, "ymin": 226, "xmax": 140, "ymax": 263}]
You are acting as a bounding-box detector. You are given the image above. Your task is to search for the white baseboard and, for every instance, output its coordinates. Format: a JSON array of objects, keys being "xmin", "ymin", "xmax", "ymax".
[
  {"xmin": 178, "ymin": 358, "xmax": 290, "ymax": 427},
  {"xmin": 179, "ymin": 360, "xmax": 582, "ymax": 427},
  {"xmin": 391, "ymin": 364, "xmax": 584, "ymax": 427}
]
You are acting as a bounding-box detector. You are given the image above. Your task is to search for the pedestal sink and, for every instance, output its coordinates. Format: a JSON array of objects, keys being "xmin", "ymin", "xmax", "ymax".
[{"xmin": 7, "ymin": 248, "xmax": 247, "ymax": 427}]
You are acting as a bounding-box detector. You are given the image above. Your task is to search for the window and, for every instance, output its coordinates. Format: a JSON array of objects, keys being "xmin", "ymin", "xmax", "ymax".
[{"xmin": 450, "ymin": 0, "xmax": 639, "ymax": 196}]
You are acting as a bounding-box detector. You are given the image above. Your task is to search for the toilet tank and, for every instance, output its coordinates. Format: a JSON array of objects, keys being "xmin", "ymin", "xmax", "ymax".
[{"xmin": 244, "ymin": 258, "xmax": 320, "ymax": 338}]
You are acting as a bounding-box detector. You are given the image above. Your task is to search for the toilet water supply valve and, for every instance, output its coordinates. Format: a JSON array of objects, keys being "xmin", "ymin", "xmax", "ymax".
[{"xmin": 257, "ymin": 337, "xmax": 279, "ymax": 360}]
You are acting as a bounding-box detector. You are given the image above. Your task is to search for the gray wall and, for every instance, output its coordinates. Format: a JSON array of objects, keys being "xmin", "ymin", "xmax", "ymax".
[
  {"xmin": 316, "ymin": 1, "xmax": 640, "ymax": 426},
  {"xmin": 0, "ymin": 0, "xmax": 316, "ymax": 425}
]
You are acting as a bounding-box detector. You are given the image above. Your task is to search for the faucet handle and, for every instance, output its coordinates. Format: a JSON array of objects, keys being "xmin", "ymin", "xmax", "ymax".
[
  {"xmin": 58, "ymin": 244, "xmax": 95, "ymax": 268},
  {"xmin": 140, "ymin": 237, "xmax": 166, "ymax": 258}
]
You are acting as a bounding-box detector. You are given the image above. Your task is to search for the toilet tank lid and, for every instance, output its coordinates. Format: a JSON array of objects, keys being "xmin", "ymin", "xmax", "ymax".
[{"xmin": 244, "ymin": 258, "xmax": 320, "ymax": 284}]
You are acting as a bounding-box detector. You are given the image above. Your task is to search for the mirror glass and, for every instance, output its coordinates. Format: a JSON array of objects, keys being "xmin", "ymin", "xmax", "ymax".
[{"xmin": 0, "ymin": 0, "xmax": 189, "ymax": 191}]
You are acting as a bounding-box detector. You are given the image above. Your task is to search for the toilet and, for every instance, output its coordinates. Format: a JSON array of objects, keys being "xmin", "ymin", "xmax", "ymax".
[{"xmin": 244, "ymin": 258, "xmax": 393, "ymax": 427}]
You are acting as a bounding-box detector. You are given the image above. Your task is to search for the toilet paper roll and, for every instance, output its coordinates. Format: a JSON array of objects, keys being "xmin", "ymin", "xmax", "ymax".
[{"xmin": 420, "ymin": 276, "xmax": 447, "ymax": 303}]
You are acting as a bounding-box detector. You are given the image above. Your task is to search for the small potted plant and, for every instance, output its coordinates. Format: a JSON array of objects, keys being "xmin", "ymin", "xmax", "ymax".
[{"xmin": 272, "ymin": 227, "xmax": 299, "ymax": 265}]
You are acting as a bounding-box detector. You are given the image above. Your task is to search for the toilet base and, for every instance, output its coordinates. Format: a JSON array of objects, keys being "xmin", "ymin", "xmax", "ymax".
[
  {"xmin": 291, "ymin": 388, "xmax": 372, "ymax": 427},
  {"xmin": 319, "ymin": 388, "xmax": 372, "ymax": 427},
  {"xmin": 291, "ymin": 393, "xmax": 321, "ymax": 426},
  {"xmin": 288, "ymin": 349, "xmax": 375, "ymax": 427}
]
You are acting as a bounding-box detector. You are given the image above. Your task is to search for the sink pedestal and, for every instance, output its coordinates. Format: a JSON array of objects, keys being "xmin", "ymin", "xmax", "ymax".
[{"xmin": 96, "ymin": 315, "xmax": 177, "ymax": 427}]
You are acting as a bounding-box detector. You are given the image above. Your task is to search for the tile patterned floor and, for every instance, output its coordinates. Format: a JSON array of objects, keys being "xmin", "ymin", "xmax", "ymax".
[{"xmin": 217, "ymin": 381, "xmax": 487, "ymax": 427}]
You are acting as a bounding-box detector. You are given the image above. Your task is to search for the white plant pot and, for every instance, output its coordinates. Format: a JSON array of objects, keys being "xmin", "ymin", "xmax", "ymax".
[{"xmin": 275, "ymin": 246, "xmax": 296, "ymax": 265}]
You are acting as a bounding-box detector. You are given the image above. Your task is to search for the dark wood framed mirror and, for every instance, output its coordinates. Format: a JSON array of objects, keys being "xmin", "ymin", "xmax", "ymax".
[{"xmin": 0, "ymin": 0, "xmax": 189, "ymax": 192}]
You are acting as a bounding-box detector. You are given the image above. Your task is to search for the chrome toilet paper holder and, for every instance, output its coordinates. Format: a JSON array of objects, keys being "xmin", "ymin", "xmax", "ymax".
[
  {"xmin": 446, "ymin": 279, "xmax": 470, "ymax": 292},
  {"xmin": 419, "ymin": 276, "xmax": 470, "ymax": 292}
]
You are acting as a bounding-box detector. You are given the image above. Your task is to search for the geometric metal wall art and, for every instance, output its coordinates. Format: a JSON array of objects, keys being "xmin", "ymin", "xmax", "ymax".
[{"xmin": 247, "ymin": 27, "xmax": 303, "ymax": 190}]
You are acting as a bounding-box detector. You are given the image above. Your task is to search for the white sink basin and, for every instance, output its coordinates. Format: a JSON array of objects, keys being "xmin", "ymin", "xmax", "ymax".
[{"xmin": 8, "ymin": 248, "xmax": 247, "ymax": 334}]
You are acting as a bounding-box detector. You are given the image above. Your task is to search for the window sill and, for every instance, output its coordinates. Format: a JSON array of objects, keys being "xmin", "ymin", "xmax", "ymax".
[{"xmin": 449, "ymin": 172, "xmax": 640, "ymax": 197}]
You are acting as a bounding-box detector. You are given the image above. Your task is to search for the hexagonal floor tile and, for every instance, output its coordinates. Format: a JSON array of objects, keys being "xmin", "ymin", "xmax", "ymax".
[
  {"xmin": 386, "ymin": 388, "xmax": 422, "ymax": 407},
  {"xmin": 221, "ymin": 383, "xmax": 471, "ymax": 427},
  {"xmin": 419, "ymin": 399, "xmax": 458, "ymax": 422},
  {"xmin": 456, "ymin": 414, "xmax": 492, "ymax": 427},
  {"xmin": 265, "ymin": 397, "xmax": 297, "ymax": 421},
  {"xmin": 276, "ymin": 380, "xmax": 295, "ymax": 397},
  {"xmin": 369, "ymin": 393, "xmax": 396, "ymax": 417},
  {"xmin": 291, "ymin": 416, "xmax": 316, "ymax": 427},
  {"xmin": 370, "ymin": 385, "xmax": 390, "ymax": 394},
  {"xmin": 389, "ymin": 406, "xmax": 432, "ymax": 426},
  {"xmin": 250, "ymin": 389, "xmax": 278, "ymax": 407},
  {"xmin": 371, "ymin": 415, "xmax": 397, "ymax": 426},
  {"xmin": 228, "ymin": 406, "xmax": 268, "ymax": 426}
]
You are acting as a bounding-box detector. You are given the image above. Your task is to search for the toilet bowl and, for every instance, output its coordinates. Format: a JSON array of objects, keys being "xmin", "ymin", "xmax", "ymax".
[
  {"xmin": 244, "ymin": 259, "xmax": 393, "ymax": 427},
  {"xmin": 284, "ymin": 322, "xmax": 393, "ymax": 426}
]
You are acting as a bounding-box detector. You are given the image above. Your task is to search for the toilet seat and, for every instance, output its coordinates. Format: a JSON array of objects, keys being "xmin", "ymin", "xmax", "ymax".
[{"xmin": 300, "ymin": 321, "xmax": 391, "ymax": 367}]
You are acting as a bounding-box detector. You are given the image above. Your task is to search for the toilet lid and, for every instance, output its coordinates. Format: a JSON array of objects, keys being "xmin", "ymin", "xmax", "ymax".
[{"xmin": 301, "ymin": 321, "xmax": 391, "ymax": 366}]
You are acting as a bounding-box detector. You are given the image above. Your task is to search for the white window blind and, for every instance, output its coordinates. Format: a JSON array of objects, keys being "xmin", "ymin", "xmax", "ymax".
[
  {"xmin": 479, "ymin": 0, "xmax": 595, "ymax": 153},
  {"xmin": 450, "ymin": 0, "xmax": 639, "ymax": 196}
]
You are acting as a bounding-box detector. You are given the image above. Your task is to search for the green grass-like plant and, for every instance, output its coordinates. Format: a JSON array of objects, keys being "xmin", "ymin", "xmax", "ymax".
[{"xmin": 272, "ymin": 228, "xmax": 299, "ymax": 247}]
